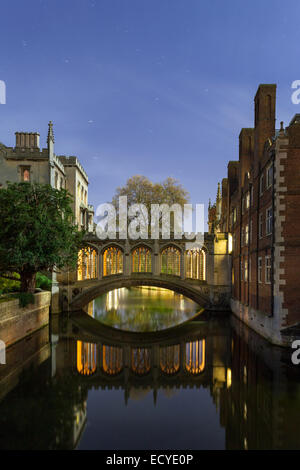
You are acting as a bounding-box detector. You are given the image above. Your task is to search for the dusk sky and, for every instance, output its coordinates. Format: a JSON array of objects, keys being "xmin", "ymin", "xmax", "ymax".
[{"xmin": 1, "ymin": 0, "xmax": 300, "ymax": 223}]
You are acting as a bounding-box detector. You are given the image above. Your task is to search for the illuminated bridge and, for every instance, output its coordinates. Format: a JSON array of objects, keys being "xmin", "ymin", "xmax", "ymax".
[{"xmin": 55, "ymin": 232, "xmax": 232, "ymax": 313}]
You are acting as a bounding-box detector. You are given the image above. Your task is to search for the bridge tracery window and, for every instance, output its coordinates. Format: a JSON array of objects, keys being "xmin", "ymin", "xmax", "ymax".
[
  {"xmin": 102, "ymin": 345, "xmax": 123, "ymax": 375},
  {"xmin": 185, "ymin": 249, "xmax": 205, "ymax": 280},
  {"xmin": 103, "ymin": 246, "xmax": 123, "ymax": 277},
  {"xmin": 131, "ymin": 347, "xmax": 151, "ymax": 375},
  {"xmin": 132, "ymin": 246, "xmax": 152, "ymax": 273},
  {"xmin": 161, "ymin": 246, "xmax": 181, "ymax": 276},
  {"xmin": 77, "ymin": 247, "xmax": 98, "ymax": 281},
  {"xmin": 77, "ymin": 341, "xmax": 97, "ymax": 376},
  {"xmin": 160, "ymin": 344, "xmax": 180, "ymax": 375},
  {"xmin": 185, "ymin": 340, "xmax": 205, "ymax": 375}
]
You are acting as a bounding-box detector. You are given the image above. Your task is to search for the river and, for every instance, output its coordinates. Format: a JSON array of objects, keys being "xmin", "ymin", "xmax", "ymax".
[{"xmin": 0, "ymin": 286, "xmax": 299, "ymax": 450}]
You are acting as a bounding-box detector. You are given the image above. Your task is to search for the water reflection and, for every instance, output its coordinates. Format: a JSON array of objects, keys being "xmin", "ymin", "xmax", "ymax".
[
  {"xmin": 0, "ymin": 312, "xmax": 300, "ymax": 449},
  {"xmin": 88, "ymin": 286, "xmax": 202, "ymax": 332}
]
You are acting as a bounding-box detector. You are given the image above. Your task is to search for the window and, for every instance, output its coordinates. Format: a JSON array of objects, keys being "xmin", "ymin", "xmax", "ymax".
[
  {"xmin": 265, "ymin": 256, "xmax": 271, "ymax": 284},
  {"xmin": 259, "ymin": 213, "xmax": 263, "ymax": 238},
  {"xmin": 233, "ymin": 208, "xmax": 237, "ymax": 224},
  {"xmin": 242, "ymin": 196, "xmax": 245, "ymax": 215},
  {"xmin": 60, "ymin": 177, "xmax": 64, "ymax": 189},
  {"xmin": 132, "ymin": 246, "xmax": 152, "ymax": 273},
  {"xmin": 244, "ymin": 260, "xmax": 248, "ymax": 282},
  {"xmin": 245, "ymin": 224, "xmax": 249, "ymax": 245},
  {"xmin": 240, "ymin": 260, "xmax": 243, "ymax": 281},
  {"xmin": 21, "ymin": 166, "xmax": 31, "ymax": 182},
  {"xmin": 266, "ymin": 164, "xmax": 273, "ymax": 188},
  {"xmin": 246, "ymin": 192, "xmax": 250, "ymax": 209},
  {"xmin": 185, "ymin": 249, "xmax": 205, "ymax": 280},
  {"xmin": 77, "ymin": 247, "xmax": 98, "ymax": 280},
  {"xmin": 103, "ymin": 246, "xmax": 123, "ymax": 276},
  {"xmin": 258, "ymin": 257, "xmax": 262, "ymax": 283},
  {"xmin": 161, "ymin": 246, "xmax": 181, "ymax": 276},
  {"xmin": 259, "ymin": 173, "xmax": 264, "ymax": 195},
  {"xmin": 55, "ymin": 171, "xmax": 58, "ymax": 188},
  {"xmin": 266, "ymin": 207, "xmax": 272, "ymax": 235}
]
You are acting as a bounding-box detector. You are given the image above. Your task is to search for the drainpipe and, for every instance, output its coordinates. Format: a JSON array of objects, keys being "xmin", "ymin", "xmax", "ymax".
[
  {"xmin": 239, "ymin": 189, "xmax": 243, "ymax": 303},
  {"xmin": 256, "ymin": 163, "xmax": 261, "ymax": 310},
  {"xmin": 270, "ymin": 151, "xmax": 275, "ymax": 317},
  {"xmin": 247, "ymin": 183, "xmax": 252, "ymax": 306}
]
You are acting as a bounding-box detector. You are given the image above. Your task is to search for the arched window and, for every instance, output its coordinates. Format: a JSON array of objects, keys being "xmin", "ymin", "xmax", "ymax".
[
  {"xmin": 77, "ymin": 341, "xmax": 97, "ymax": 376},
  {"xmin": 131, "ymin": 348, "xmax": 151, "ymax": 375},
  {"xmin": 103, "ymin": 246, "xmax": 123, "ymax": 276},
  {"xmin": 132, "ymin": 246, "xmax": 152, "ymax": 273},
  {"xmin": 77, "ymin": 247, "xmax": 98, "ymax": 280},
  {"xmin": 185, "ymin": 249, "xmax": 205, "ymax": 280},
  {"xmin": 102, "ymin": 345, "xmax": 123, "ymax": 375},
  {"xmin": 185, "ymin": 340, "xmax": 205, "ymax": 375},
  {"xmin": 161, "ymin": 246, "xmax": 181, "ymax": 276},
  {"xmin": 160, "ymin": 344, "xmax": 180, "ymax": 375}
]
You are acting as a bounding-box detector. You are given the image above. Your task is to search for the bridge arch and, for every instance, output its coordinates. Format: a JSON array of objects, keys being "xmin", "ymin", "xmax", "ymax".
[{"xmin": 69, "ymin": 275, "xmax": 210, "ymax": 311}]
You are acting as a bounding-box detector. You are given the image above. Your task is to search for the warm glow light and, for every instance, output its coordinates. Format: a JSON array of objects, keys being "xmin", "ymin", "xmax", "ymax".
[
  {"xmin": 227, "ymin": 368, "xmax": 232, "ymax": 388},
  {"xmin": 228, "ymin": 233, "xmax": 233, "ymax": 254}
]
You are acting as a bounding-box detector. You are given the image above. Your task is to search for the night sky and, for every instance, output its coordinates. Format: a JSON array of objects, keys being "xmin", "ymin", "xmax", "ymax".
[{"xmin": 1, "ymin": 0, "xmax": 300, "ymax": 223}]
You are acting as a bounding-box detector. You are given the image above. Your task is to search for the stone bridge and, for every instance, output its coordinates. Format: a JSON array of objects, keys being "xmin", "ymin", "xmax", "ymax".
[{"xmin": 53, "ymin": 232, "xmax": 232, "ymax": 313}]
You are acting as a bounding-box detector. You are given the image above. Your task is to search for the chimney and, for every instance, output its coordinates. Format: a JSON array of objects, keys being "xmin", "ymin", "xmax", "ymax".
[
  {"xmin": 15, "ymin": 132, "xmax": 40, "ymax": 149},
  {"xmin": 254, "ymin": 84, "xmax": 276, "ymax": 159},
  {"xmin": 239, "ymin": 128, "xmax": 254, "ymax": 187}
]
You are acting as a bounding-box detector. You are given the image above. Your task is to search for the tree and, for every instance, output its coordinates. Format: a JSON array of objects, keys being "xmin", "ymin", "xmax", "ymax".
[
  {"xmin": 112, "ymin": 175, "xmax": 189, "ymax": 212},
  {"xmin": 0, "ymin": 182, "xmax": 84, "ymax": 293},
  {"xmin": 111, "ymin": 176, "xmax": 190, "ymax": 234}
]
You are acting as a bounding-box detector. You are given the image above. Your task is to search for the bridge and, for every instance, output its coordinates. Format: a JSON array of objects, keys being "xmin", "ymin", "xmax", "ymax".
[{"xmin": 53, "ymin": 232, "xmax": 232, "ymax": 313}]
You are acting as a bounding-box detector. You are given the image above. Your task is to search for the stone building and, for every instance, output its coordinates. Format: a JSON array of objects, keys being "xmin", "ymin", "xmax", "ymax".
[
  {"xmin": 0, "ymin": 122, "xmax": 95, "ymax": 312},
  {"xmin": 209, "ymin": 84, "xmax": 300, "ymax": 345},
  {"xmin": 0, "ymin": 122, "xmax": 94, "ymax": 232}
]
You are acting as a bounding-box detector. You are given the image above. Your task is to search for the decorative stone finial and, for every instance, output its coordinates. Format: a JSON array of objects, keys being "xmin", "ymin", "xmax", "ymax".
[{"xmin": 47, "ymin": 120, "xmax": 55, "ymax": 144}]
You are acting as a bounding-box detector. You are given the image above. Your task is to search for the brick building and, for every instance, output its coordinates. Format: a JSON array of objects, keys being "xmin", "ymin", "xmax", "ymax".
[{"xmin": 209, "ymin": 84, "xmax": 300, "ymax": 345}]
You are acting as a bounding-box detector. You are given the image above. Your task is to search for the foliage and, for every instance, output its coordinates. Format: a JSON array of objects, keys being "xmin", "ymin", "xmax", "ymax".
[
  {"xmin": 0, "ymin": 273, "xmax": 20, "ymax": 294},
  {"xmin": 112, "ymin": 175, "xmax": 190, "ymax": 215},
  {"xmin": 0, "ymin": 182, "xmax": 84, "ymax": 292},
  {"xmin": 36, "ymin": 273, "xmax": 52, "ymax": 291},
  {"xmin": 18, "ymin": 292, "xmax": 35, "ymax": 308}
]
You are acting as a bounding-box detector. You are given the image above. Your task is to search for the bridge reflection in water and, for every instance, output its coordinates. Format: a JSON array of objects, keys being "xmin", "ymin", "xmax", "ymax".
[
  {"xmin": 1, "ymin": 314, "xmax": 300, "ymax": 449},
  {"xmin": 76, "ymin": 339, "xmax": 205, "ymax": 379}
]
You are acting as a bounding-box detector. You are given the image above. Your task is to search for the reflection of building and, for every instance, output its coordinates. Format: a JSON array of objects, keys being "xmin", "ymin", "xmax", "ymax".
[{"xmin": 54, "ymin": 319, "xmax": 232, "ymax": 408}]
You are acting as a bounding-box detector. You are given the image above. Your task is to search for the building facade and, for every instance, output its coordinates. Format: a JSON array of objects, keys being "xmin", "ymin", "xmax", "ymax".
[
  {"xmin": 209, "ymin": 84, "xmax": 300, "ymax": 345},
  {"xmin": 0, "ymin": 122, "xmax": 95, "ymax": 312},
  {"xmin": 0, "ymin": 122, "xmax": 94, "ymax": 232}
]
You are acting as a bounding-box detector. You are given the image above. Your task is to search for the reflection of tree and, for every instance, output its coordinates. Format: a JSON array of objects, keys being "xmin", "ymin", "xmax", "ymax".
[
  {"xmin": 92, "ymin": 287, "xmax": 200, "ymax": 332},
  {"xmin": 0, "ymin": 360, "xmax": 87, "ymax": 450}
]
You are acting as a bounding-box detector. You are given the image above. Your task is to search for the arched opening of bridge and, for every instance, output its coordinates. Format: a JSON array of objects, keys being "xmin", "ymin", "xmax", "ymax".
[
  {"xmin": 77, "ymin": 247, "xmax": 98, "ymax": 281},
  {"xmin": 185, "ymin": 249, "xmax": 206, "ymax": 281},
  {"xmin": 161, "ymin": 245, "xmax": 181, "ymax": 276},
  {"xmin": 132, "ymin": 246, "xmax": 152, "ymax": 273},
  {"xmin": 103, "ymin": 246, "xmax": 123, "ymax": 276}
]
